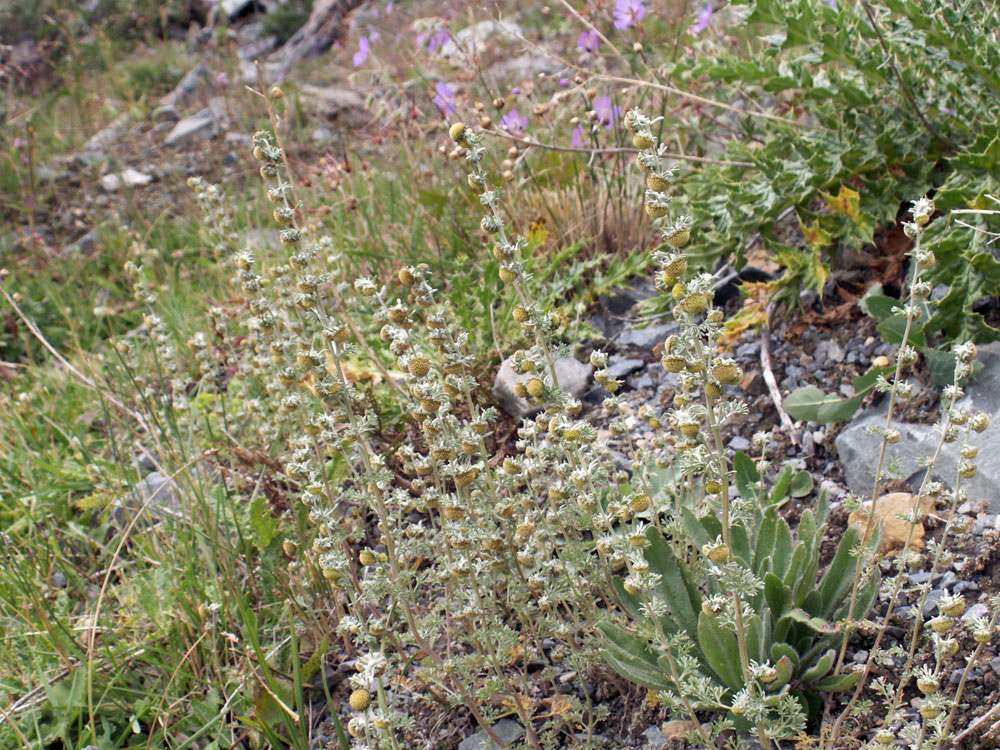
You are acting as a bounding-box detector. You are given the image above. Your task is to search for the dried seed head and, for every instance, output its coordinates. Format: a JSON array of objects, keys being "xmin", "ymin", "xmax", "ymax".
[{"xmin": 349, "ymin": 689, "xmax": 372, "ymax": 711}]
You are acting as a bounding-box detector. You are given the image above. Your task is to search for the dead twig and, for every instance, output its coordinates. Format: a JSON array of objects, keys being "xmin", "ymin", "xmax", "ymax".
[
  {"xmin": 761, "ymin": 301, "xmax": 799, "ymax": 445},
  {"xmin": 952, "ymin": 700, "xmax": 1000, "ymax": 745}
]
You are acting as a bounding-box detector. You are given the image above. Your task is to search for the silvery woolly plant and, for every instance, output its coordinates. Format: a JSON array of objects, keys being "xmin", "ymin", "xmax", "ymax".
[
  {"xmin": 186, "ymin": 115, "xmax": 668, "ymax": 749},
  {"xmin": 596, "ymin": 109, "xmax": 835, "ymax": 749},
  {"xmin": 820, "ymin": 203, "xmax": 999, "ymax": 750}
]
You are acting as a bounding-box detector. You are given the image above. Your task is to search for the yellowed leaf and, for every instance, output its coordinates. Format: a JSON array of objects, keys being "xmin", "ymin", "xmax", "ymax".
[
  {"xmin": 848, "ymin": 492, "xmax": 935, "ymax": 555},
  {"xmin": 821, "ymin": 184, "xmax": 861, "ymax": 221}
]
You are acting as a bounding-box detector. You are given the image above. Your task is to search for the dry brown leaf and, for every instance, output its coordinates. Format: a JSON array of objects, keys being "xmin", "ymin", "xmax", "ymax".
[
  {"xmin": 848, "ymin": 492, "xmax": 935, "ymax": 555},
  {"xmin": 662, "ymin": 720, "xmax": 700, "ymax": 740}
]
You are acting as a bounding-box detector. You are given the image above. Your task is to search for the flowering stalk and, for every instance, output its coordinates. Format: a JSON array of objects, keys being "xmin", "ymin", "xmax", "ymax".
[{"xmin": 833, "ymin": 198, "xmax": 938, "ymax": 677}]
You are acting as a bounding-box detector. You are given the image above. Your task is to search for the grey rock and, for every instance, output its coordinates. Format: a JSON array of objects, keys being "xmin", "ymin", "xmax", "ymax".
[
  {"xmin": 113, "ymin": 469, "xmax": 203, "ymax": 525},
  {"xmin": 588, "ymin": 314, "xmax": 618, "ymax": 339},
  {"xmin": 99, "ymin": 168, "xmax": 153, "ymax": 192},
  {"xmin": 728, "ymin": 435, "xmax": 751, "ymax": 452},
  {"xmin": 990, "ymin": 656, "xmax": 1000, "ymax": 677},
  {"xmin": 52, "ymin": 571, "xmax": 68, "ymax": 587},
  {"xmin": 153, "ymin": 104, "xmax": 180, "ymax": 123},
  {"xmin": 244, "ymin": 228, "xmax": 281, "ymax": 252},
  {"xmin": 165, "ymin": 109, "xmax": 220, "ymax": 147},
  {"xmin": 439, "ymin": 20, "xmax": 524, "ymax": 62},
  {"xmin": 963, "ymin": 603, "xmax": 989, "ymax": 621},
  {"xmin": 819, "ymin": 478, "xmax": 847, "ymax": 500},
  {"xmin": 312, "ymin": 126, "xmax": 333, "ymax": 143},
  {"xmin": 66, "ymin": 228, "xmax": 97, "ymax": 255},
  {"xmin": 973, "ymin": 515, "xmax": 996, "ymax": 535},
  {"xmin": 458, "ymin": 719, "xmax": 524, "ymax": 750},
  {"xmin": 642, "ymin": 725, "xmax": 667, "ymax": 750},
  {"xmin": 225, "ymin": 132, "xmax": 252, "ymax": 149},
  {"xmin": 36, "ymin": 162, "xmax": 71, "ymax": 182},
  {"xmin": 628, "ymin": 373, "xmax": 655, "ymax": 390},
  {"xmin": 617, "ymin": 322, "xmax": 677, "ymax": 351},
  {"xmin": 606, "ymin": 356, "xmax": 645, "ymax": 380},
  {"xmin": 489, "ymin": 53, "xmax": 564, "ymax": 80},
  {"xmin": 835, "ymin": 344, "xmax": 1000, "ymax": 512},
  {"xmin": 736, "ymin": 341, "xmax": 760, "ymax": 362},
  {"xmin": 953, "ymin": 580, "xmax": 979, "ymax": 595},
  {"xmin": 815, "ymin": 338, "xmax": 845, "ymax": 366},
  {"xmin": 77, "ymin": 113, "xmax": 131, "ymax": 165},
  {"xmin": 923, "ymin": 588, "xmax": 946, "ymax": 616},
  {"xmin": 493, "ymin": 357, "xmax": 592, "ymax": 420},
  {"xmin": 300, "ymin": 84, "xmax": 366, "ymax": 119},
  {"xmin": 237, "ymin": 22, "xmax": 280, "ymax": 59},
  {"xmin": 160, "ymin": 64, "xmax": 209, "ymax": 109}
]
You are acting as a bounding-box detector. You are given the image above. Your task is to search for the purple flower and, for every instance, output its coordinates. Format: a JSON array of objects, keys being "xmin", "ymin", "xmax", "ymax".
[
  {"xmin": 433, "ymin": 82, "xmax": 456, "ymax": 116},
  {"xmin": 216, "ymin": 71, "xmax": 229, "ymax": 85},
  {"xmin": 613, "ymin": 0, "xmax": 645, "ymax": 30},
  {"xmin": 826, "ymin": 0, "xmax": 837, "ymax": 7},
  {"xmin": 500, "ymin": 109, "xmax": 529, "ymax": 137},
  {"xmin": 558, "ymin": 78, "xmax": 570, "ymax": 88},
  {"xmin": 691, "ymin": 2, "xmax": 713, "ymax": 34},
  {"xmin": 578, "ymin": 30, "xmax": 599, "ymax": 52},
  {"xmin": 353, "ymin": 36, "xmax": 370, "ymax": 67},
  {"xmin": 571, "ymin": 125, "xmax": 585, "ymax": 148},
  {"xmin": 416, "ymin": 28, "xmax": 450, "ymax": 52},
  {"xmin": 511, "ymin": 87, "xmax": 521, "ymax": 96},
  {"xmin": 593, "ymin": 96, "xmax": 620, "ymax": 131},
  {"xmin": 13, "ymin": 137, "xmax": 26, "ymax": 149}
]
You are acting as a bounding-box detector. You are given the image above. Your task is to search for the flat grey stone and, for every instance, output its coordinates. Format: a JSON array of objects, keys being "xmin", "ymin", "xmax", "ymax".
[
  {"xmin": 493, "ymin": 356, "xmax": 592, "ymax": 420},
  {"xmin": 160, "ymin": 64, "xmax": 209, "ymax": 108},
  {"xmin": 642, "ymin": 725, "xmax": 667, "ymax": 749},
  {"xmin": 165, "ymin": 109, "xmax": 220, "ymax": 147},
  {"xmin": 606, "ymin": 356, "xmax": 645, "ymax": 380},
  {"xmin": 835, "ymin": 343, "xmax": 1000, "ymax": 512},
  {"xmin": 628, "ymin": 373, "xmax": 655, "ymax": 390},
  {"xmin": 99, "ymin": 168, "xmax": 153, "ymax": 192},
  {"xmin": 991, "ymin": 656, "xmax": 1000, "ymax": 677},
  {"xmin": 76, "ymin": 112, "xmax": 131, "ymax": 165},
  {"xmin": 963, "ymin": 603, "xmax": 989, "ymax": 621},
  {"xmin": 300, "ymin": 84, "xmax": 366, "ymax": 120},
  {"xmin": 458, "ymin": 719, "xmax": 524, "ymax": 750},
  {"xmin": 728, "ymin": 435, "xmax": 751, "ymax": 452},
  {"xmin": 616, "ymin": 322, "xmax": 677, "ymax": 351},
  {"xmin": 153, "ymin": 104, "xmax": 180, "ymax": 123}
]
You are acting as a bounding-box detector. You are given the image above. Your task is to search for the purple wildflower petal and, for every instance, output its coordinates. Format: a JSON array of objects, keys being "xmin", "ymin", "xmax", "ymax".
[
  {"xmin": 571, "ymin": 125, "xmax": 585, "ymax": 148},
  {"xmin": 691, "ymin": 2, "xmax": 713, "ymax": 34},
  {"xmin": 594, "ymin": 96, "xmax": 621, "ymax": 130},
  {"xmin": 577, "ymin": 30, "xmax": 599, "ymax": 52},
  {"xmin": 613, "ymin": 0, "xmax": 646, "ymax": 30},
  {"xmin": 433, "ymin": 82, "xmax": 456, "ymax": 116},
  {"xmin": 500, "ymin": 109, "xmax": 529, "ymax": 137},
  {"xmin": 352, "ymin": 36, "xmax": 370, "ymax": 67}
]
